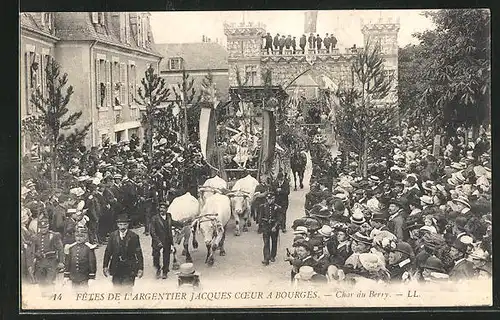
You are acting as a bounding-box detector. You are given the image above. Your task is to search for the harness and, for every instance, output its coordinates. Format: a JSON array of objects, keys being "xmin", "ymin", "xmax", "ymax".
[{"xmin": 192, "ymin": 213, "xmax": 224, "ymax": 245}]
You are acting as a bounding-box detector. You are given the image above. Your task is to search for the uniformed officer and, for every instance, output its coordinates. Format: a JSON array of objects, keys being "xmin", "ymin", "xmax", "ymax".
[
  {"xmin": 33, "ymin": 217, "xmax": 64, "ymax": 294},
  {"xmin": 63, "ymin": 227, "xmax": 97, "ymax": 291},
  {"xmin": 258, "ymin": 192, "xmax": 282, "ymax": 265}
]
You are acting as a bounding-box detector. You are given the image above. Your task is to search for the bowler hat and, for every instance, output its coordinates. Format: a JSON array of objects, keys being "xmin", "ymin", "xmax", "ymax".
[
  {"xmin": 293, "ymin": 239, "xmax": 313, "ymax": 252},
  {"xmin": 371, "ymin": 210, "xmax": 389, "ymax": 222},
  {"xmin": 422, "ymin": 256, "xmax": 446, "ymax": 273},
  {"xmin": 116, "ymin": 214, "xmax": 131, "ymax": 223},
  {"xmin": 394, "ymin": 241, "xmax": 414, "ymax": 258}
]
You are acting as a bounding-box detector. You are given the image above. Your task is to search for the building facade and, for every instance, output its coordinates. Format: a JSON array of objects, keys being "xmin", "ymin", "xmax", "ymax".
[
  {"xmin": 20, "ymin": 12, "xmax": 162, "ymax": 150},
  {"xmin": 224, "ymin": 18, "xmax": 400, "ymax": 106},
  {"xmin": 155, "ymin": 41, "xmax": 229, "ymax": 103}
]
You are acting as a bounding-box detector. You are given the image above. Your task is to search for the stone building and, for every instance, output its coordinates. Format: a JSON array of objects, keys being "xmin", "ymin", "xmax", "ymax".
[
  {"xmin": 224, "ymin": 18, "xmax": 400, "ymax": 106},
  {"xmin": 20, "ymin": 12, "xmax": 59, "ymax": 156},
  {"xmin": 155, "ymin": 41, "xmax": 229, "ymax": 103},
  {"xmin": 20, "ymin": 12, "xmax": 162, "ymax": 150}
]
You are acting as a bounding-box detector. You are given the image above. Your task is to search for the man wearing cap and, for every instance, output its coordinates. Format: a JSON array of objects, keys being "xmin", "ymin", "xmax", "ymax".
[
  {"xmin": 258, "ymin": 193, "xmax": 282, "ymax": 265},
  {"xmin": 387, "ymin": 200, "xmax": 406, "ymax": 240},
  {"xmin": 387, "ymin": 241, "xmax": 415, "ymax": 282},
  {"xmin": 33, "ymin": 218, "xmax": 64, "ymax": 293},
  {"xmin": 83, "ymin": 182, "xmax": 101, "ymax": 245},
  {"xmin": 252, "ymin": 175, "xmax": 271, "ymax": 230},
  {"xmin": 310, "ymin": 236, "xmax": 329, "ymax": 276},
  {"xmin": 48, "ymin": 192, "xmax": 67, "ymax": 235},
  {"xmin": 448, "ymin": 236, "xmax": 475, "ymax": 281},
  {"xmin": 273, "ymin": 172, "xmax": 290, "ymax": 232},
  {"xmin": 328, "ymin": 224, "xmax": 351, "ymax": 267},
  {"xmin": 63, "ymin": 227, "xmax": 97, "ymax": 290},
  {"xmin": 63, "ymin": 209, "xmax": 81, "ymax": 245},
  {"xmin": 103, "ymin": 215, "xmax": 144, "ymax": 288},
  {"xmin": 286, "ymin": 239, "xmax": 316, "ymax": 282}
]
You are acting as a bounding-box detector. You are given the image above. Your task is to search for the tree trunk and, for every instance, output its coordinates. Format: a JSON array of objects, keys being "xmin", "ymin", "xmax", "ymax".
[
  {"xmin": 146, "ymin": 119, "xmax": 153, "ymax": 171},
  {"xmin": 50, "ymin": 143, "xmax": 57, "ymax": 188},
  {"xmin": 362, "ymin": 138, "xmax": 368, "ymax": 178},
  {"xmin": 472, "ymin": 124, "xmax": 480, "ymax": 141}
]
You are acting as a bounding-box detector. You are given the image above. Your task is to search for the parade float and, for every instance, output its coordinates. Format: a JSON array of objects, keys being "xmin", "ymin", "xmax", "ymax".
[{"xmin": 199, "ymin": 85, "xmax": 288, "ymax": 186}]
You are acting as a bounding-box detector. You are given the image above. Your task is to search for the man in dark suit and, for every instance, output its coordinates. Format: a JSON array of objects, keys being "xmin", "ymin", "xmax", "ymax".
[
  {"xmin": 264, "ymin": 32, "xmax": 273, "ymax": 54},
  {"xmin": 316, "ymin": 34, "xmax": 322, "ymax": 50},
  {"xmin": 299, "ymin": 34, "xmax": 307, "ymax": 53},
  {"xmin": 273, "ymin": 33, "xmax": 280, "ymax": 51},
  {"xmin": 308, "ymin": 33, "xmax": 315, "ymax": 50},
  {"xmin": 324, "ymin": 33, "xmax": 330, "ymax": 52},
  {"xmin": 258, "ymin": 193, "xmax": 282, "ymax": 265},
  {"xmin": 274, "ymin": 172, "xmax": 290, "ymax": 232},
  {"xmin": 279, "ymin": 35, "xmax": 286, "ymax": 54},
  {"xmin": 291, "ymin": 36, "xmax": 297, "ymax": 54},
  {"xmin": 285, "ymin": 35, "xmax": 292, "ymax": 50},
  {"xmin": 103, "ymin": 214, "xmax": 144, "ymax": 288},
  {"xmin": 449, "ymin": 236, "xmax": 475, "ymax": 281},
  {"xmin": 150, "ymin": 202, "xmax": 183, "ymax": 279}
]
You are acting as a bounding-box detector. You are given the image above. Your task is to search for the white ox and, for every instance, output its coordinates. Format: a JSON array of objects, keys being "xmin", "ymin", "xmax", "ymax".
[
  {"xmin": 167, "ymin": 192, "xmax": 200, "ymax": 269},
  {"xmin": 194, "ymin": 193, "xmax": 232, "ymax": 266},
  {"xmin": 227, "ymin": 174, "xmax": 259, "ymax": 236},
  {"xmin": 199, "ymin": 175, "xmax": 228, "ymax": 208}
]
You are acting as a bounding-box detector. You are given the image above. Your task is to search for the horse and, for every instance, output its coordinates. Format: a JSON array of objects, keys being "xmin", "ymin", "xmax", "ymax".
[{"xmin": 290, "ymin": 149, "xmax": 307, "ymax": 190}]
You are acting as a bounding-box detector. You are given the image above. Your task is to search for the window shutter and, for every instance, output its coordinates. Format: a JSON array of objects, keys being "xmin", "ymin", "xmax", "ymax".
[
  {"xmin": 125, "ymin": 13, "xmax": 130, "ymax": 44},
  {"xmin": 95, "ymin": 59, "xmax": 101, "ymax": 107},
  {"xmin": 120, "ymin": 63, "xmax": 127, "ymax": 105},
  {"xmin": 106, "ymin": 60, "xmax": 111, "ymax": 107},
  {"xmin": 34, "ymin": 53, "xmax": 41, "ymax": 107},
  {"xmin": 40, "ymin": 55, "xmax": 45, "ymax": 99},
  {"xmin": 137, "ymin": 16, "xmax": 142, "ymax": 46},
  {"xmin": 25, "ymin": 52, "xmax": 32, "ymax": 115},
  {"xmin": 92, "ymin": 12, "xmax": 99, "ymax": 24}
]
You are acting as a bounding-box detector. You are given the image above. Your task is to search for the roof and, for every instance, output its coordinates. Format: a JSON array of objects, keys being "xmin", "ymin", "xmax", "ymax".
[
  {"xmin": 54, "ymin": 12, "xmax": 161, "ymax": 57},
  {"xmin": 20, "ymin": 13, "xmax": 59, "ymax": 40},
  {"xmin": 155, "ymin": 42, "xmax": 228, "ymax": 72}
]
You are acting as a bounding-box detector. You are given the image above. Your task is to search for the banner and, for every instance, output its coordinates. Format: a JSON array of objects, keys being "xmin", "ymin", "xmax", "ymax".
[
  {"xmin": 261, "ymin": 110, "xmax": 276, "ymax": 173},
  {"xmin": 199, "ymin": 106, "xmax": 217, "ymax": 167},
  {"xmin": 304, "ymin": 11, "xmax": 318, "ymax": 34}
]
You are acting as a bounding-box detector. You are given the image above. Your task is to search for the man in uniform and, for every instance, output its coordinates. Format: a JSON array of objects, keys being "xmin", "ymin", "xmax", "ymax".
[
  {"xmin": 63, "ymin": 227, "xmax": 97, "ymax": 291},
  {"xmin": 33, "ymin": 217, "xmax": 64, "ymax": 295},
  {"xmin": 258, "ymin": 193, "xmax": 282, "ymax": 265},
  {"xmin": 103, "ymin": 215, "xmax": 144, "ymax": 289},
  {"xmin": 274, "ymin": 172, "xmax": 290, "ymax": 232}
]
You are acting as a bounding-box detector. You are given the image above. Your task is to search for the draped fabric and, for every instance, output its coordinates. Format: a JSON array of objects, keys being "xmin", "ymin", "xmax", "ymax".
[
  {"xmin": 199, "ymin": 106, "xmax": 217, "ymax": 168},
  {"xmin": 304, "ymin": 11, "xmax": 318, "ymax": 34},
  {"xmin": 261, "ymin": 110, "xmax": 276, "ymax": 174}
]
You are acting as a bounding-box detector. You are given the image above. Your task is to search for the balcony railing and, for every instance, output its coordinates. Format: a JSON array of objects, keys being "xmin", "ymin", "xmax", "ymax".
[{"xmin": 260, "ymin": 47, "xmax": 361, "ymax": 57}]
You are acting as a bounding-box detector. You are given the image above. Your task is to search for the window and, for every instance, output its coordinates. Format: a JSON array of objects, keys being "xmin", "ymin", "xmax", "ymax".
[
  {"xmin": 115, "ymin": 130, "xmax": 123, "ymax": 143},
  {"xmin": 91, "ymin": 12, "xmax": 105, "ymax": 25},
  {"xmin": 41, "ymin": 13, "xmax": 52, "ymax": 30},
  {"xmin": 96, "ymin": 58, "xmax": 108, "ymax": 108},
  {"xmin": 141, "ymin": 16, "xmax": 147, "ymax": 48},
  {"xmin": 125, "ymin": 13, "xmax": 130, "ymax": 44},
  {"xmin": 25, "ymin": 51, "xmax": 34, "ymax": 115},
  {"xmin": 113, "ymin": 61, "xmax": 121, "ymax": 107},
  {"xmin": 128, "ymin": 63, "xmax": 137, "ymax": 106},
  {"xmin": 106, "ymin": 60, "xmax": 112, "ymax": 107},
  {"xmin": 41, "ymin": 54, "xmax": 50, "ymax": 98},
  {"xmin": 136, "ymin": 15, "xmax": 142, "ymax": 46},
  {"xmin": 169, "ymin": 58, "xmax": 182, "ymax": 70},
  {"xmin": 119, "ymin": 62, "xmax": 127, "ymax": 105},
  {"xmin": 245, "ymin": 65, "xmax": 257, "ymax": 85}
]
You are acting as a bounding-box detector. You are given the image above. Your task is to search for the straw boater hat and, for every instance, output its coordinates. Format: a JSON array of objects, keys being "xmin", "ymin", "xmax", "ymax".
[
  {"xmin": 176, "ymin": 263, "xmax": 200, "ymax": 276},
  {"xmin": 293, "ymin": 226, "xmax": 309, "ymax": 235},
  {"xmin": 452, "ymin": 196, "xmax": 471, "ymax": 209},
  {"xmin": 318, "ymin": 225, "xmax": 333, "ymax": 237},
  {"xmin": 420, "ymin": 195, "xmax": 434, "ymax": 206},
  {"xmin": 350, "ymin": 210, "xmax": 366, "ymax": 225},
  {"xmin": 297, "ymin": 266, "xmax": 315, "ymax": 280},
  {"xmin": 349, "ymin": 232, "xmax": 372, "ymax": 246},
  {"xmin": 358, "ymin": 253, "xmax": 385, "ymax": 272}
]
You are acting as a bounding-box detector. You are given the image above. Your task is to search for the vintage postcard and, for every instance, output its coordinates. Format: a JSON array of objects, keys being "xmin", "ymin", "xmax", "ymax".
[{"xmin": 20, "ymin": 9, "xmax": 491, "ymax": 310}]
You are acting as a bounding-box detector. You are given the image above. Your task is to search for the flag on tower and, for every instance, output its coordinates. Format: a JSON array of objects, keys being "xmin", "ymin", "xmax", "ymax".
[{"xmin": 304, "ymin": 11, "xmax": 318, "ymax": 33}]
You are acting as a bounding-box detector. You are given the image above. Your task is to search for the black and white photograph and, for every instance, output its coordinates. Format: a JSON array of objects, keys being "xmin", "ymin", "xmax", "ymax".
[{"xmin": 19, "ymin": 9, "xmax": 492, "ymax": 309}]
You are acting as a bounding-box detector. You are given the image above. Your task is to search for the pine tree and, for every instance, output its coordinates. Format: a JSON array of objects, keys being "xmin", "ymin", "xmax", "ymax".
[
  {"xmin": 21, "ymin": 57, "xmax": 91, "ymax": 188},
  {"xmin": 173, "ymin": 69, "xmax": 198, "ymax": 144},
  {"xmin": 335, "ymin": 40, "xmax": 397, "ymax": 177},
  {"xmin": 136, "ymin": 65, "xmax": 171, "ymax": 170}
]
